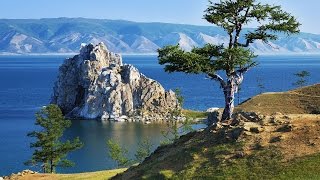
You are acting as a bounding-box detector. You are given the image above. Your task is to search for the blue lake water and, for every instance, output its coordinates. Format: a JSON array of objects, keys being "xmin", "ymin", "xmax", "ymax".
[{"xmin": 0, "ymin": 55, "xmax": 319, "ymax": 175}]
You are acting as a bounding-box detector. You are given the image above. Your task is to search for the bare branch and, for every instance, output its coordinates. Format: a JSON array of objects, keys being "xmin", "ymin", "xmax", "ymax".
[
  {"xmin": 234, "ymin": 7, "xmax": 251, "ymax": 46},
  {"xmin": 236, "ymin": 39, "xmax": 251, "ymax": 47},
  {"xmin": 207, "ymin": 73, "xmax": 226, "ymax": 88}
]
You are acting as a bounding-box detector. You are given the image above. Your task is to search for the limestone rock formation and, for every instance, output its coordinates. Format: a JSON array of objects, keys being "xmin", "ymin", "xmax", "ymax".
[{"xmin": 51, "ymin": 42, "xmax": 179, "ymax": 121}]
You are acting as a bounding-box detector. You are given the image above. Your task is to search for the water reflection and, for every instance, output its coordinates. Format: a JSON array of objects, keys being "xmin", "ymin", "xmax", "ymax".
[{"xmin": 60, "ymin": 120, "xmax": 206, "ymax": 173}]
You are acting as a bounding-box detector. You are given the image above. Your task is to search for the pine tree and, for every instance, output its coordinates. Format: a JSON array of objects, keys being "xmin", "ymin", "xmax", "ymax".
[
  {"xmin": 158, "ymin": 0, "xmax": 300, "ymax": 121},
  {"xmin": 25, "ymin": 104, "xmax": 83, "ymax": 173}
]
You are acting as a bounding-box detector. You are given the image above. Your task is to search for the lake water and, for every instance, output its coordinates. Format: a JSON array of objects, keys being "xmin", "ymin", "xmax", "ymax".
[{"xmin": 0, "ymin": 55, "xmax": 319, "ymax": 175}]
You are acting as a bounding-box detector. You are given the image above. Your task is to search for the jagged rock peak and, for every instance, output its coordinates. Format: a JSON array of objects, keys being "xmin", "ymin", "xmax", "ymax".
[
  {"xmin": 79, "ymin": 42, "xmax": 123, "ymax": 66},
  {"xmin": 51, "ymin": 42, "xmax": 179, "ymax": 121}
]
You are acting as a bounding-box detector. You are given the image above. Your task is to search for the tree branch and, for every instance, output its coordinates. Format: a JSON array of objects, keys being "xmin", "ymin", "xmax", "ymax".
[
  {"xmin": 234, "ymin": 62, "xmax": 257, "ymax": 75},
  {"xmin": 236, "ymin": 39, "xmax": 251, "ymax": 47},
  {"xmin": 234, "ymin": 7, "xmax": 250, "ymax": 46},
  {"xmin": 207, "ymin": 73, "xmax": 226, "ymax": 88},
  {"xmin": 229, "ymin": 62, "xmax": 257, "ymax": 88}
]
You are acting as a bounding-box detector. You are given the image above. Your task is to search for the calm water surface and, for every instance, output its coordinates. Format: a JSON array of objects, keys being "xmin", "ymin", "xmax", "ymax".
[{"xmin": 0, "ymin": 55, "xmax": 319, "ymax": 175}]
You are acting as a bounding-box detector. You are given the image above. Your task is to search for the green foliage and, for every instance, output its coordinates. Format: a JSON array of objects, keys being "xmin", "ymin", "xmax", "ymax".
[
  {"xmin": 293, "ymin": 70, "xmax": 310, "ymax": 87},
  {"xmin": 158, "ymin": 44, "xmax": 256, "ymax": 75},
  {"xmin": 25, "ymin": 104, "xmax": 83, "ymax": 173},
  {"xmin": 168, "ymin": 88, "xmax": 184, "ymax": 118},
  {"xmin": 107, "ymin": 139, "xmax": 131, "ymax": 167},
  {"xmin": 174, "ymin": 88, "xmax": 184, "ymax": 107},
  {"xmin": 107, "ymin": 138, "xmax": 153, "ymax": 167},
  {"xmin": 135, "ymin": 139, "xmax": 153, "ymax": 162},
  {"xmin": 160, "ymin": 119, "xmax": 195, "ymax": 146},
  {"xmin": 181, "ymin": 119, "xmax": 194, "ymax": 134},
  {"xmin": 159, "ymin": 0, "xmax": 300, "ymax": 75},
  {"xmin": 204, "ymin": 1, "xmax": 300, "ymax": 41},
  {"xmin": 161, "ymin": 120, "xmax": 179, "ymax": 146}
]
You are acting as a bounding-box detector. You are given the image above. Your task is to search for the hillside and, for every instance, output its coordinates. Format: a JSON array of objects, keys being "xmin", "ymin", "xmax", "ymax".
[
  {"xmin": 111, "ymin": 84, "xmax": 320, "ymax": 179},
  {"xmin": 111, "ymin": 114, "xmax": 320, "ymax": 179},
  {"xmin": 236, "ymin": 84, "xmax": 320, "ymax": 115},
  {"xmin": 2, "ymin": 18, "xmax": 320, "ymax": 54}
]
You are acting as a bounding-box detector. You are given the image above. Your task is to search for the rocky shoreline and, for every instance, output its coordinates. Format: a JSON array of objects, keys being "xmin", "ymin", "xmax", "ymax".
[{"xmin": 2, "ymin": 170, "xmax": 38, "ymax": 180}]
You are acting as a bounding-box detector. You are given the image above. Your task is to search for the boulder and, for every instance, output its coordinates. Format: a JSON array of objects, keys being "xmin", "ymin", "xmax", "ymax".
[
  {"xmin": 276, "ymin": 124, "xmax": 294, "ymax": 132},
  {"xmin": 243, "ymin": 122, "xmax": 264, "ymax": 133},
  {"xmin": 206, "ymin": 107, "xmax": 221, "ymax": 125},
  {"xmin": 51, "ymin": 43, "xmax": 179, "ymax": 121}
]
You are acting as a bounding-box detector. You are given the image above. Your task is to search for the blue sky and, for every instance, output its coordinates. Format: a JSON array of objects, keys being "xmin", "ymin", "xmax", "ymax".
[{"xmin": 1, "ymin": 0, "xmax": 319, "ymax": 34}]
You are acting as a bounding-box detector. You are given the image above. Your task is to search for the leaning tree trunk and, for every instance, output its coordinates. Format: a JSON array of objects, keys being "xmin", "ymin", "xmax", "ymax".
[
  {"xmin": 221, "ymin": 81, "xmax": 236, "ymax": 121},
  {"xmin": 221, "ymin": 77, "xmax": 239, "ymax": 121},
  {"xmin": 208, "ymin": 71, "xmax": 244, "ymax": 122}
]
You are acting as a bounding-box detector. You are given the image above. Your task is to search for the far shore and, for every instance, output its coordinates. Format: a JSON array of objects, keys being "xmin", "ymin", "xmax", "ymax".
[
  {"xmin": 0, "ymin": 52, "xmax": 158, "ymax": 56},
  {"xmin": 2, "ymin": 52, "xmax": 320, "ymax": 56}
]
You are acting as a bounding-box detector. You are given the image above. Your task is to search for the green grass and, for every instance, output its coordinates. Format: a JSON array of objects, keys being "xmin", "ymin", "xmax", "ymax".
[
  {"xmin": 182, "ymin": 109, "xmax": 208, "ymax": 120},
  {"xmin": 169, "ymin": 144, "xmax": 284, "ymax": 180},
  {"xmin": 276, "ymin": 153, "xmax": 320, "ymax": 180},
  {"xmin": 131, "ymin": 146, "xmax": 320, "ymax": 180}
]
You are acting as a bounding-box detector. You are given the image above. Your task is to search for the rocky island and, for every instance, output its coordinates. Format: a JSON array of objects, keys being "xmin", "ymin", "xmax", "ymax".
[{"xmin": 51, "ymin": 43, "xmax": 179, "ymax": 121}]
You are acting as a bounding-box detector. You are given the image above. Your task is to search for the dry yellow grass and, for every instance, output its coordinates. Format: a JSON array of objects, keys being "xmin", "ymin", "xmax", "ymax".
[{"xmin": 236, "ymin": 84, "xmax": 320, "ymax": 115}]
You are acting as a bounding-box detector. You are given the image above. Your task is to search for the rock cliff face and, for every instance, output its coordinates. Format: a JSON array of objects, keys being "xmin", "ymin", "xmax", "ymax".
[{"xmin": 51, "ymin": 42, "xmax": 179, "ymax": 121}]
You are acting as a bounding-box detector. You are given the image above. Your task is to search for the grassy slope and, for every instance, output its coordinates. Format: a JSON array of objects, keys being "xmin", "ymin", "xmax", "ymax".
[
  {"xmin": 113, "ymin": 116, "xmax": 320, "ymax": 179},
  {"xmin": 236, "ymin": 84, "xmax": 320, "ymax": 115}
]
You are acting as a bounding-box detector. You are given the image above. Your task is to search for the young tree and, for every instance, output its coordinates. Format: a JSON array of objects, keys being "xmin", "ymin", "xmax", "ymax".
[
  {"xmin": 135, "ymin": 139, "xmax": 153, "ymax": 162},
  {"xmin": 293, "ymin": 70, "xmax": 310, "ymax": 87},
  {"xmin": 25, "ymin": 104, "xmax": 83, "ymax": 173},
  {"xmin": 169, "ymin": 88, "xmax": 184, "ymax": 118},
  {"xmin": 107, "ymin": 138, "xmax": 153, "ymax": 167},
  {"xmin": 107, "ymin": 139, "xmax": 131, "ymax": 167},
  {"xmin": 158, "ymin": 0, "xmax": 300, "ymax": 121}
]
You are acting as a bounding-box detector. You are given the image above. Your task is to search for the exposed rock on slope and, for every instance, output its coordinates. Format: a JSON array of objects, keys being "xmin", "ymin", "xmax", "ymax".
[{"xmin": 51, "ymin": 42, "xmax": 179, "ymax": 120}]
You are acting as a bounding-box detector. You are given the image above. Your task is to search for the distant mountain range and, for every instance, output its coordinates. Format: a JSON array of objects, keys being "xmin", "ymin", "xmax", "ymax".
[{"xmin": 1, "ymin": 18, "xmax": 320, "ymax": 54}]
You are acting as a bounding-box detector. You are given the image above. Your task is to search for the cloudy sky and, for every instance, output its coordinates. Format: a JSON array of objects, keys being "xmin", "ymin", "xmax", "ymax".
[{"xmin": 1, "ymin": 0, "xmax": 319, "ymax": 34}]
